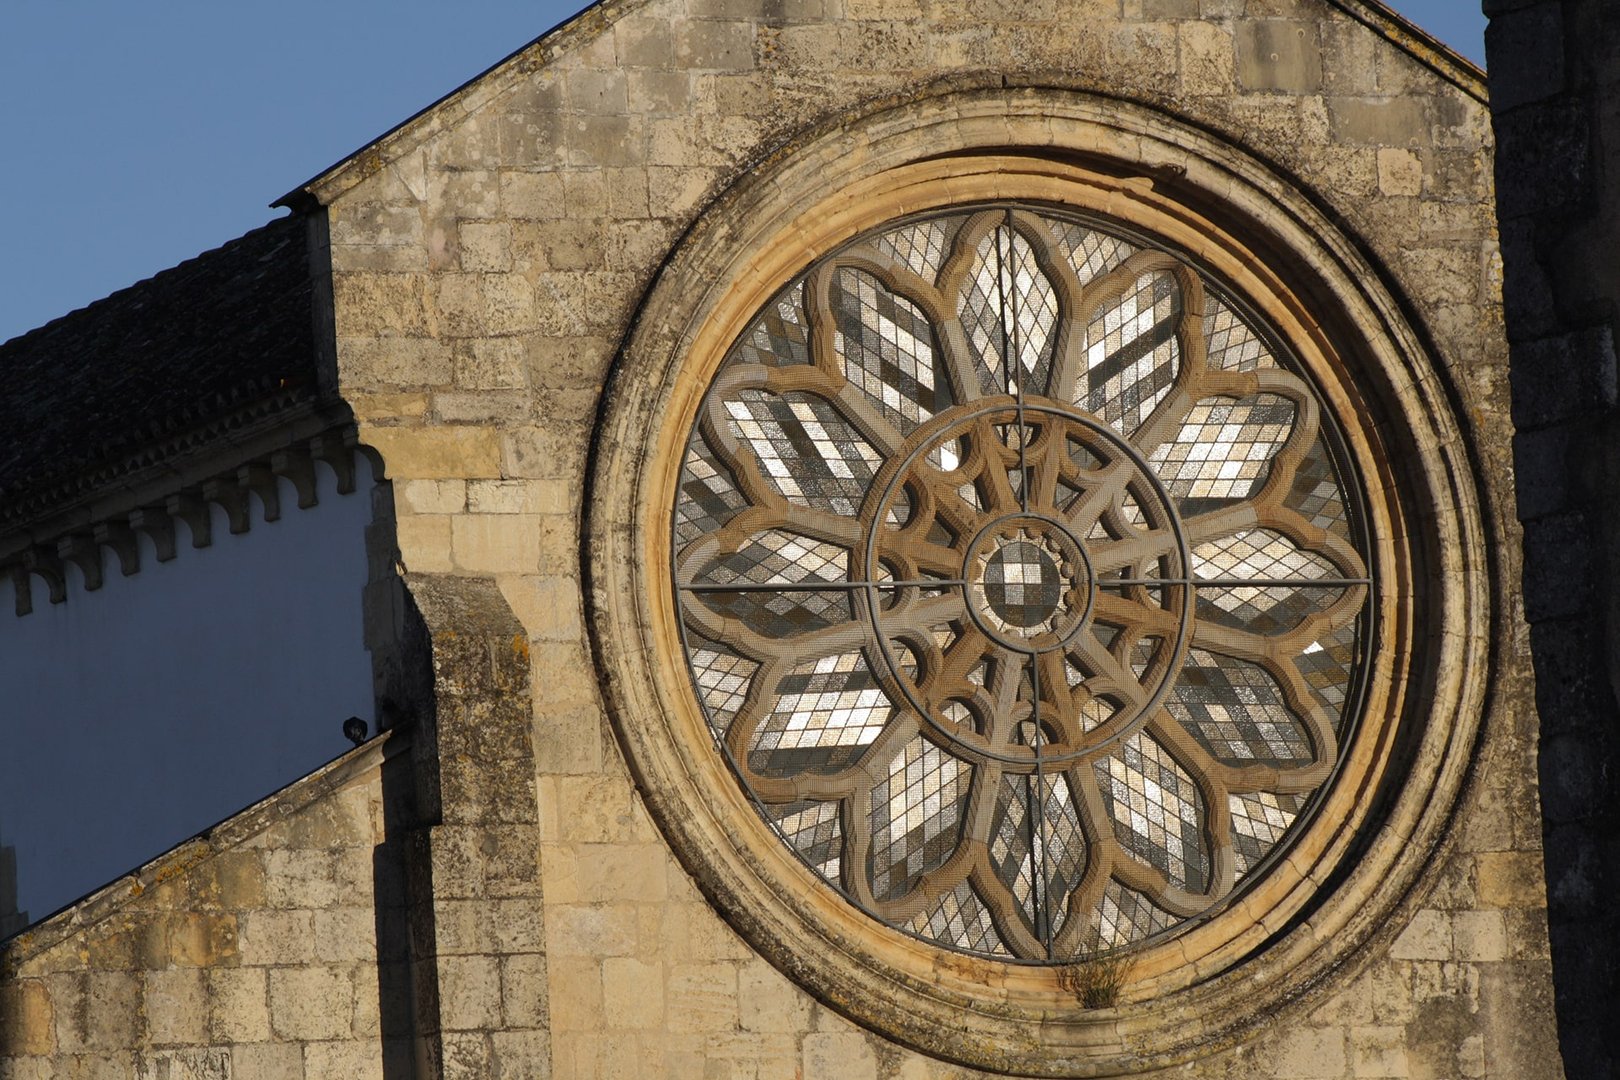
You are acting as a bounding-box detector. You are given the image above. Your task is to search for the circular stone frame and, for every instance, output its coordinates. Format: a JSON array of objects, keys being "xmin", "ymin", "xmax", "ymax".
[{"xmin": 588, "ymin": 90, "xmax": 1489, "ymax": 1076}]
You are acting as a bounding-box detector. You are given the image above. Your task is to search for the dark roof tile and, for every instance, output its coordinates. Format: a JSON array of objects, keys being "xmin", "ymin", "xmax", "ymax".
[{"xmin": 0, "ymin": 214, "xmax": 322, "ymax": 519}]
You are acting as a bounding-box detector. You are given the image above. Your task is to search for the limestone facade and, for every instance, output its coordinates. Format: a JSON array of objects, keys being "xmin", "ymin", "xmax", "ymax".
[{"xmin": 0, "ymin": 0, "xmax": 1568, "ymax": 1077}]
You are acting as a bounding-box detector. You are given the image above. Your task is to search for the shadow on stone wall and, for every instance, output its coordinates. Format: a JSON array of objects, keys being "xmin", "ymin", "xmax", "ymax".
[{"xmin": 1487, "ymin": 0, "xmax": 1620, "ymax": 1072}]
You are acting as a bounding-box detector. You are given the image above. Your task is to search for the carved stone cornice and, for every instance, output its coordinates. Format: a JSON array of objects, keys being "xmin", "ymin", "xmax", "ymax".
[{"xmin": 0, "ymin": 415, "xmax": 384, "ymax": 617}]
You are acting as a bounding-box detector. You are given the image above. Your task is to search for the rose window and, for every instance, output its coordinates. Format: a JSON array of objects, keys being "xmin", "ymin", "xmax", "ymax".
[{"xmin": 673, "ymin": 205, "xmax": 1370, "ymax": 962}]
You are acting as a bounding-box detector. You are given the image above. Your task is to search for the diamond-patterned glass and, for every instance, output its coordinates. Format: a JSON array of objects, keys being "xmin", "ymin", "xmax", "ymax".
[
  {"xmin": 748, "ymin": 651, "xmax": 893, "ymax": 778},
  {"xmin": 1192, "ymin": 529, "xmax": 1337, "ymax": 581},
  {"xmin": 1150, "ymin": 394, "xmax": 1296, "ymax": 500},
  {"xmin": 676, "ymin": 430, "xmax": 749, "ymax": 548},
  {"xmin": 908, "ymin": 882, "xmax": 1009, "ymax": 955},
  {"xmin": 1094, "ymin": 733, "xmax": 1209, "ymax": 892},
  {"xmin": 1286, "ymin": 437, "xmax": 1354, "ymax": 540},
  {"xmin": 1295, "ymin": 622, "xmax": 1359, "ymax": 728},
  {"xmin": 990, "ymin": 775, "xmax": 1041, "ymax": 929},
  {"xmin": 696, "ymin": 529, "xmax": 849, "ymax": 587},
  {"xmin": 871, "ymin": 218, "xmax": 956, "ymax": 280},
  {"xmin": 1228, "ymin": 791, "xmax": 1304, "ymax": 877},
  {"xmin": 1039, "ymin": 773, "xmax": 1087, "ymax": 936},
  {"xmin": 1169, "ymin": 649, "xmax": 1314, "ymax": 766},
  {"xmin": 1204, "ymin": 292, "xmax": 1275, "ymax": 372},
  {"xmin": 1051, "ymin": 221, "xmax": 1135, "ymax": 286},
  {"xmin": 959, "ymin": 226, "xmax": 1059, "ymax": 395},
  {"xmin": 726, "ymin": 390, "xmax": 884, "ymax": 515},
  {"xmin": 698, "ymin": 589, "xmax": 852, "ymax": 637},
  {"xmin": 1196, "ymin": 585, "xmax": 1344, "ymax": 637},
  {"xmin": 1080, "ymin": 271, "xmax": 1181, "ymax": 434},
  {"xmin": 869, "ymin": 737, "xmax": 971, "ymax": 901},
  {"xmin": 832, "ymin": 267, "xmax": 951, "ymax": 435},
  {"xmin": 768, "ymin": 800, "xmax": 843, "ymax": 883},
  {"xmin": 729, "ymin": 280, "xmax": 812, "ymax": 367},
  {"xmin": 1083, "ymin": 880, "xmax": 1176, "ymax": 952},
  {"xmin": 687, "ymin": 634, "xmax": 760, "ymax": 738}
]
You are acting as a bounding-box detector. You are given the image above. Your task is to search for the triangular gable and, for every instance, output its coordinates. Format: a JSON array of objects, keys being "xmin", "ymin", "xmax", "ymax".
[{"xmin": 280, "ymin": 0, "xmax": 1485, "ymax": 212}]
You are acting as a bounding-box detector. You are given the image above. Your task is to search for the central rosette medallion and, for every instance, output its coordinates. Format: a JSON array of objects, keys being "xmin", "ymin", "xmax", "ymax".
[
  {"xmin": 971, "ymin": 523, "xmax": 1080, "ymax": 640},
  {"xmin": 859, "ymin": 399, "xmax": 1193, "ymax": 766}
]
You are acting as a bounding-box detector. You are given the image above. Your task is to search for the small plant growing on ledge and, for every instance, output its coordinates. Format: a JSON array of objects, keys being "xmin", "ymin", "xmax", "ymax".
[{"xmin": 1058, "ymin": 952, "xmax": 1132, "ymax": 1009}]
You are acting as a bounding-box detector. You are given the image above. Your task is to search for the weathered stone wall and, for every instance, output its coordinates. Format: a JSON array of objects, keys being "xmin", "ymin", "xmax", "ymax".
[
  {"xmin": 1485, "ymin": 0, "xmax": 1620, "ymax": 1073},
  {"xmin": 0, "ymin": 740, "xmax": 396, "ymax": 1079},
  {"xmin": 309, "ymin": 0, "xmax": 1558, "ymax": 1076}
]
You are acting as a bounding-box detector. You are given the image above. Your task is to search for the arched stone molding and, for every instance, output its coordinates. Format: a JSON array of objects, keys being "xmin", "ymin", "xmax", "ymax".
[
  {"xmin": 588, "ymin": 88, "xmax": 1493, "ymax": 1075},
  {"xmin": 2, "ymin": 427, "xmax": 386, "ymax": 616}
]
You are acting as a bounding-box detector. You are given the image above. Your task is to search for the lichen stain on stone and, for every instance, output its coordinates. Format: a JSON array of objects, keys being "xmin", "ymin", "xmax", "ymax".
[{"xmin": 511, "ymin": 634, "xmax": 530, "ymax": 662}]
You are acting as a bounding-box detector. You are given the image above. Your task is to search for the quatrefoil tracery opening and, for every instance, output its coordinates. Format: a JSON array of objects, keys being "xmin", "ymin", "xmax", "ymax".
[{"xmin": 674, "ymin": 205, "xmax": 1371, "ymax": 962}]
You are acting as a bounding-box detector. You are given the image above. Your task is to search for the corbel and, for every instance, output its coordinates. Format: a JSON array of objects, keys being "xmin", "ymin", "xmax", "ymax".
[
  {"xmin": 23, "ymin": 547, "xmax": 68, "ymax": 605},
  {"xmin": 201, "ymin": 476, "xmax": 253, "ymax": 535},
  {"xmin": 93, "ymin": 519, "xmax": 141, "ymax": 577},
  {"xmin": 56, "ymin": 534, "xmax": 103, "ymax": 592},
  {"xmin": 129, "ymin": 505, "xmax": 179, "ymax": 562},
  {"xmin": 9, "ymin": 563, "xmax": 32, "ymax": 617},
  {"xmin": 271, "ymin": 446, "xmax": 319, "ymax": 510},
  {"xmin": 166, "ymin": 493, "xmax": 214, "ymax": 548},
  {"xmin": 310, "ymin": 431, "xmax": 357, "ymax": 494},
  {"xmin": 237, "ymin": 463, "xmax": 281, "ymax": 523}
]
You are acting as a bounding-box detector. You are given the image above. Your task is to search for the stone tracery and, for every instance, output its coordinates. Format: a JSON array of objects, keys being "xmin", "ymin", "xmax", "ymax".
[{"xmin": 674, "ymin": 205, "xmax": 1370, "ymax": 961}]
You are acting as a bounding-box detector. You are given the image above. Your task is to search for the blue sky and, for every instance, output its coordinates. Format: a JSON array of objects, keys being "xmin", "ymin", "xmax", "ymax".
[{"xmin": 0, "ymin": 2, "xmax": 1486, "ymax": 344}]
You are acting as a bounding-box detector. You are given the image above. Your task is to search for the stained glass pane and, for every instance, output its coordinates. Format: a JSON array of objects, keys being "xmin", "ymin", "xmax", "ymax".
[
  {"xmin": 748, "ymin": 652, "xmax": 893, "ymax": 778},
  {"xmin": 1150, "ymin": 394, "xmax": 1296, "ymax": 501},
  {"xmin": 832, "ymin": 267, "xmax": 950, "ymax": 434},
  {"xmin": 694, "ymin": 529, "xmax": 849, "ymax": 587},
  {"xmin": 869, "ymin": 737, "xmax": 972, "ymax": 902},
  {"xmin": 768, "ymin": 800, "xmax": 843, "ymax": 884},
  {"xmin": 1080, "ymin": 271, "xmax": 1181, "ymax": 435},
  {"xmin": 725, "ymin": 390, "xmax": 883, "ymax": 515},
  {"xmin": 1094, "ymin": 733, "xmax": 1209, "ymax": 892},
  {"xmin": 1169, "ymin": 649, "xmax": 1315, "ymax": 767}
]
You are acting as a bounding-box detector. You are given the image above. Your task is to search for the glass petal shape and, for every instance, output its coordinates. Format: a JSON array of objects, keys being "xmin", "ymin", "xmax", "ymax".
[
  {"xmin": 1169, "ymin": 649, "xmax": 1315, "ymax": 766},
  {"xmin": 832, "ymin": 267, "xmax": 951, "ymax": 434},
  {"xmin": 697, "ymin": 589, "xmax": 854, "ymax": 637},
  {"xmin": 869, "ymin": 737, "xmax": 971, "ymax": 901},
  {"xmin": 1191, "ymin": 528, "xmax": 1339, "ymax": 581},
  {"xmin": 959, "ymin": 225, "xmax": 1059, "ymax": 395},
  {"xmin": 1150, "ymin": 394, "xmax": 1296, "ymax": 501},
  {"xmin": 748, "ymin": 652, "xmax": 893, "ymax": 778},
  {"xmin": 694, "ymin": 529, "xmax": 849, "ymax": 587},
  {"xmin": 724, "ymin": 390, "xmax": 884, "ymax": 515},
  {"xmin": 1081, "ymin": 271, "xmax": 1181, "ymax": 433},
  {"xmin": 1094, "ymin": 733, "xmax": 1210, "ymax": 892}
]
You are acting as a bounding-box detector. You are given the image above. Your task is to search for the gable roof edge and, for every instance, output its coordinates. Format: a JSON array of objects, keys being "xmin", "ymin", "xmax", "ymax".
[
  {"xmin": 0, "ymin": 731, "xmax": 402, "ymax": 965},
  {"xmin": 281, "ymin": 0, "xmax": 1486, "ymax": 212},
  {"xmin": 1325, "ymin": 0, "xmax": 1486, "ymax": 102},
  {"xmin": 277, "ymin": 0, "xmax": 653, "ymax": 211}
]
